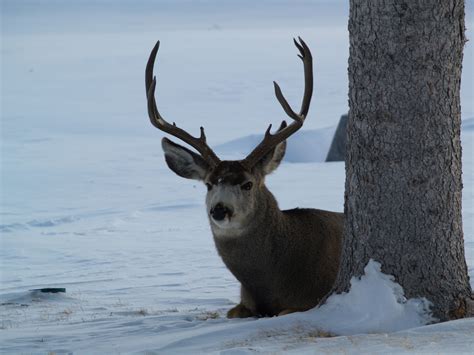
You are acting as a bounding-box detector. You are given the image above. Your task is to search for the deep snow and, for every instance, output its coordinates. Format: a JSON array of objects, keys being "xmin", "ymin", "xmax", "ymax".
[{"xmin": 1, "ymin": 0, "xmax": 474, "ymax": 353}]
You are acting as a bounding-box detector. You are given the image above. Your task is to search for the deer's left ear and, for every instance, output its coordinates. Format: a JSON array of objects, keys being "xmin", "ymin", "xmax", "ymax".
[{"xmin": 254, "ymin": 140, "xmax": 286, "ymax": 176}]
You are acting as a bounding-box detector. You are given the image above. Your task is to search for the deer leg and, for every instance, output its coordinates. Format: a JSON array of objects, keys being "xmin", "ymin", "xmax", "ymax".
[
  {"xmin": 227, "ymin": 303, "xmax": 255, "ymax": 318},
  {"xmin": 227, "ymin": 286, "xmax": 258, "ymax": 318}
]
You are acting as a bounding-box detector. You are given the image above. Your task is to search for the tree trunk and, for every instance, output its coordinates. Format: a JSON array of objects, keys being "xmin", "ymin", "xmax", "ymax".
[{"xmin": 333, "ymin": 0, "xmax": 473, "ymax": 321}]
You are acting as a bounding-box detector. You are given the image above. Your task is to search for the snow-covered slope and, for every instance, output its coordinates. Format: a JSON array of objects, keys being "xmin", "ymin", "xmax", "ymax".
[
  {"xmin": 215, "ymin": 126, "xmax": 336, "ymax": 162},
  {"xmin": 1, "ymin": 1, "xmax": 473, "ymax": 353}
]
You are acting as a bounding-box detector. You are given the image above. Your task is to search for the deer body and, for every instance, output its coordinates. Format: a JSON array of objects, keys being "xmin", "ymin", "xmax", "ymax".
[
  {"xmin": 145, "ymin": 38, "xmax": 343, "ymax": 317},
  {"xmin": 213, "ymin": 201, "xmax": 343, "ymax": 317}
]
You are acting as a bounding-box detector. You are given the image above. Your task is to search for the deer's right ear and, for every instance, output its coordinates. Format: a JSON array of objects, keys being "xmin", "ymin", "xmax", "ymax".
[{"xmin": 161, "ymin": 138, "xmax": 210, "ymax": 181}]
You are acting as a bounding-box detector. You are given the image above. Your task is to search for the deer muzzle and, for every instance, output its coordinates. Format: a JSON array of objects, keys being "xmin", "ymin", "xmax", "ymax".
[{"xmin": 210, "ymin": 203, "xmax": 233, "ymax": 221}]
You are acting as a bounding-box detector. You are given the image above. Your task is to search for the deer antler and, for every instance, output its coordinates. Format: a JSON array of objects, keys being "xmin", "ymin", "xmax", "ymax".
[
  {"xmin": 146, "ymin": 41, "xmax": 221, "ymax": 168},
  {"xmin": 241, "ymin": 37, "xmax": 313, "ymax": 169}
]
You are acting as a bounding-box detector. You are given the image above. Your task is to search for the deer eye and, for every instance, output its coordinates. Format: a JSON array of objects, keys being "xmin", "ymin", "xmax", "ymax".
[
  {"xmin": 241, "ymin": 182, "xmax": 253, "ymax": 191},
  {"xmin": 206, "ymin": 183, "xmax": 213, "ymax": 191}
]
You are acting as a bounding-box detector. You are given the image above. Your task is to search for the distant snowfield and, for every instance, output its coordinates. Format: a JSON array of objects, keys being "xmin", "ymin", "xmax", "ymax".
[{"xmin": 1, "ymin": 1, "xmax": 474, "ymax": 353}]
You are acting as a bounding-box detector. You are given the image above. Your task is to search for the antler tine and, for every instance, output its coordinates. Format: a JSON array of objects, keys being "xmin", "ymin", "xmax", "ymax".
[
  {"xmin": 242, "ymin": 37, "xmax": 314, "ymax": 169},
  {"xmin": 296, "ymin": 36, "xmax": 313, "ymax": 117},
  {"xmin": 145, "ymin": 41, "xmax": 221, "ymax": 167}
]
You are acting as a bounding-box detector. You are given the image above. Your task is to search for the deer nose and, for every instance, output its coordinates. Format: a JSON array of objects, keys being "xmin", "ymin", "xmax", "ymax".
[{"xmin": 210, "ymin": 203, "xmax": 232, "ymax": 221}]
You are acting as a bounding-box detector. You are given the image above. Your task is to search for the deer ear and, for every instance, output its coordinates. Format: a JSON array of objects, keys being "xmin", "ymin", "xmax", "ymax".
[
  {"xmin": 254, "ymin": 140, "xmax": 286, "ymax": 176},
  {"xmin": 161, "ymin": 137, "xmax": 210, "ymax": 180}
]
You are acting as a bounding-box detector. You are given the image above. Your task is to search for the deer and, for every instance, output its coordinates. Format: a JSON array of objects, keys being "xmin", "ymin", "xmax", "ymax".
[{"xmin": 145, "ymin": 38, "xmax": 343, "ymax": 318}]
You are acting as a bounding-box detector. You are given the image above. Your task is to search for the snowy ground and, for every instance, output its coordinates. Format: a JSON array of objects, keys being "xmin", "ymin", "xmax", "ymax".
[{"xmin": 1, "ymin": 1, "xmax": 473, "ymax": 353}]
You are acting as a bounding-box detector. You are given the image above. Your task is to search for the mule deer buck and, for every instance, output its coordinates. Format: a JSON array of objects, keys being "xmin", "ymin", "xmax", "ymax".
[{"xmin": 145, "ymin": 38, "xmax": 343, "ymax": 318}]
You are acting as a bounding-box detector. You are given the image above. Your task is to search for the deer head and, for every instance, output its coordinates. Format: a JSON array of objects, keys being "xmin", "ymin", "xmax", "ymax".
[{"xmin": 145, "ymin": 38, "xmax": 313, "ymax": 235}]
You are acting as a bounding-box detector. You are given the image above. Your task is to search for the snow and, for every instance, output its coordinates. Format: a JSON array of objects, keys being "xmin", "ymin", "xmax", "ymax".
[
  {"xmin": 1, "ymin": 0, "xmax": 474, "ymax": 353},
  {"xmin": 306, "ymin": 260, "xmax": 435, "ymax": 334}
]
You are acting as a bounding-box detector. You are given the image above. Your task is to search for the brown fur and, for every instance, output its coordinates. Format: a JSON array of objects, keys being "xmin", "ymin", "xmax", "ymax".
[{"xmin": 213, "ymin": 184, "xmax": 343, "ymax": 317}]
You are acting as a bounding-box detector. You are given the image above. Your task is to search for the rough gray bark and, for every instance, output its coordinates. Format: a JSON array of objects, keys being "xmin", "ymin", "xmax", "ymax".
[
  {"xmin": 332, "ymin": 0, "xmax": 473, "ymax": 321},
  {"xmin": 326, "ymin": 114, "xmax": 348, "ymax": 162}
]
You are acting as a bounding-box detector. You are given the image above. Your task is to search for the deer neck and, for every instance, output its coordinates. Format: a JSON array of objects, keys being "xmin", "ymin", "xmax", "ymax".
[{"xmin": 211, "ymin": 186, "xmax": 287, "ymax": 292}]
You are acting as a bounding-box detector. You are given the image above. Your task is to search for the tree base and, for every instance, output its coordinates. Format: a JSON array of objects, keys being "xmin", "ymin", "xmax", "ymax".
[{"xmin": 449, "ymin": 293, "xmax": 474, "ymax": 319}]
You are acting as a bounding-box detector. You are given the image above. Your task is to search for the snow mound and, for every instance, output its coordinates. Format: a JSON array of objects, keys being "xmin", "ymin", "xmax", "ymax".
[
  {"xmin": 214, "ymin": 126, "xmax": 336, "ymax": 163},
  {"xmin": 310, "ymin": 259, "xmax": 436, "ymax": 335}
]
